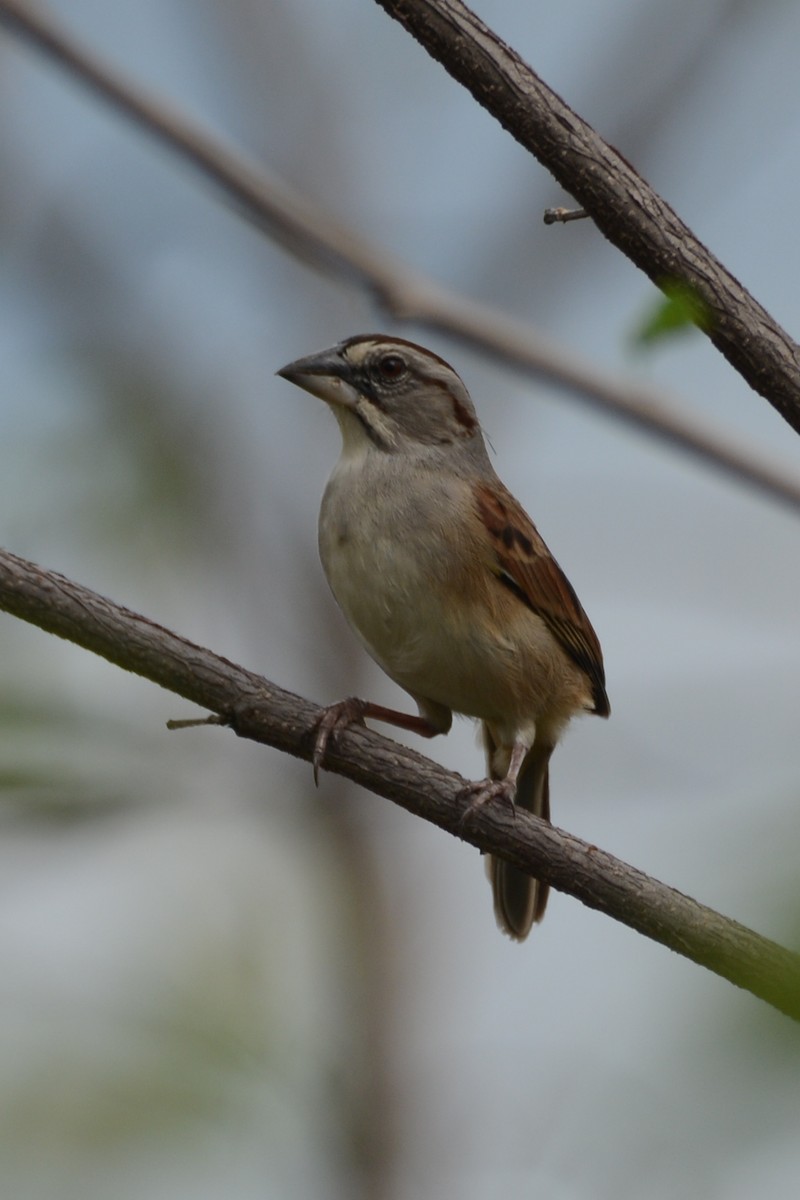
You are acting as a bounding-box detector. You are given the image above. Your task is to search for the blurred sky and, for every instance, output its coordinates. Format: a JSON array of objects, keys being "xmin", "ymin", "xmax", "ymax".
[{"xmin": 2, "ymin": 1, "xmax": 800, "ymax": 1198}]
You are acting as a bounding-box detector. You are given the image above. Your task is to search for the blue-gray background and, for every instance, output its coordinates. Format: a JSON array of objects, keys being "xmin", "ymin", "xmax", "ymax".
[{"xmin": 1, "ymin": 2, "xmax": 800, "ymax": 1197}]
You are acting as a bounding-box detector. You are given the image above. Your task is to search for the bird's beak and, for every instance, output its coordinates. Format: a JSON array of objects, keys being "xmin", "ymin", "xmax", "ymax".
[{"xmin": 276, "ymin": 347, "xmax": 354, "ymax": 408}]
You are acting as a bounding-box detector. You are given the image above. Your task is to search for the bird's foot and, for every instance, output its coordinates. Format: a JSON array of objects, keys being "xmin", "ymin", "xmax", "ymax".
[
  {"xmin": 457, "ymin": 776, "xmax": 517, "ymax": 832},
  {"xmin": 311, "ymin": 697, "xmax": 368, "ymax": 784}
]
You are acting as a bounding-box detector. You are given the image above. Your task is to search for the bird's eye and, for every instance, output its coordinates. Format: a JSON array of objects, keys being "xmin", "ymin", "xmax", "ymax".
[{"xmin": 376, "ymin": 353, "xmax": 406, "ymax": 381}]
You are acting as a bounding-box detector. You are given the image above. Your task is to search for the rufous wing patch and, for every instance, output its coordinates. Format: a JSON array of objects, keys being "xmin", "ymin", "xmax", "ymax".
[{"xmin": 474, "ymin": 481, "xmax": 610, "ymax": 716}]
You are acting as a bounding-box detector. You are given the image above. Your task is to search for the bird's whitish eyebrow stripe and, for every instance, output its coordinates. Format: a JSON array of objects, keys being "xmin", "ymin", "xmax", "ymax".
[{"xmin": 341, "ymin": 333, "xmax": 454, "ymax": 372}]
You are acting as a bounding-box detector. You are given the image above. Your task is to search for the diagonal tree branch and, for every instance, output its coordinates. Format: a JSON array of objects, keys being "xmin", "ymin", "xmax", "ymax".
[
  {"xmin": 372, "ymin": 0, "xmax": 800, "ymax": 436},
  {"xmin": 1, "ymin": 0, "xmax": 800, "ymax": 514},
  {"xmin": 1, "ymin": 0, "xmax": 800, "ymax": 1019},
  {"xmin": 1, "ymin": 544, "xmax": 799, "ymax": 1021}
]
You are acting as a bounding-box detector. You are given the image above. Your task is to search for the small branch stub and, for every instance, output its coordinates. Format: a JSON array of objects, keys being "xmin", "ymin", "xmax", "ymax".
[
  {"xmin": 166, "ymin": 713, "xmax": 228, "ymax": 730},
  {"xmin": 543, "ymin": 206, "xmax": 589, "ymax": 225}
]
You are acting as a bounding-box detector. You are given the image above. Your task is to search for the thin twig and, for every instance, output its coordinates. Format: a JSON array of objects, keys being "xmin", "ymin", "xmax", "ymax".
[
  {"xmin": 0, "ymin": 0, "xmax": 799, "ymax": 513},
  {"xmin": 543, "ymin": 207, "xmax": 589, "ymax": 225},
  {"xmin": 1, "ymin": 544, "xmax": 799, "ymax": 1020}
]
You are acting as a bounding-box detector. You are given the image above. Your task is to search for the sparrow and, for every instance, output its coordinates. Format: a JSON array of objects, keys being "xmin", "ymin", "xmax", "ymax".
[{"xmin": 277, "ymin": 334, "xmax": 609, "ymax": 939}]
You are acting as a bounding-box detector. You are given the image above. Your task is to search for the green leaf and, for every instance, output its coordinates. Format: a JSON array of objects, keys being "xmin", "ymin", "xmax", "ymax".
[{"xmin": 630, "ymin": 280, "xmax": 712, "ymax": 350}]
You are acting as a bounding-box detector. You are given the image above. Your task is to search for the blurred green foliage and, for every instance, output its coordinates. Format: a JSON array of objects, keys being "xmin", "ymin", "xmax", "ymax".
[{"xmin": 631, "ymin": 279, "xmax": 712, "ymax": 350}]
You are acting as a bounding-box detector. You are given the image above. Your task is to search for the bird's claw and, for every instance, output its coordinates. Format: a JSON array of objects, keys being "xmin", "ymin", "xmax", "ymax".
[
  {"xmin": 312, "ymin": 697, "xmax": 368, "ymax": 784},
  {"xmin": 457, "ymin": 777, "xmax": 517, "ymax": 832}
]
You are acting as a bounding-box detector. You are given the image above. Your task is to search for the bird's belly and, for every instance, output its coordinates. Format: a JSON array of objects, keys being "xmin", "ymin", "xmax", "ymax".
[
  {"xmin": 321, "ymin": 527, "xmax": 571, "ymax": 727},
  {"xmin": 322, "ymin": 528, "xmax": 443, "ymax": 682},
  {"xmin": 318, "ymin": 470, "xmax": 590, "ymax": 733}
]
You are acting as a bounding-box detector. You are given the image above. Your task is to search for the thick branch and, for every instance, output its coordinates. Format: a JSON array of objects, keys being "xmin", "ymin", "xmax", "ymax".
[
  {"xmin": 1, "ymin": 544, "xmax": 799, "ymax": 1020},
  {"xmin": 373, "ymin": 0, "xmax": 800, "ymax": 435},
  {"xmin": 0, "ymin": 2, "xmax": 799, "ymax": 515}
]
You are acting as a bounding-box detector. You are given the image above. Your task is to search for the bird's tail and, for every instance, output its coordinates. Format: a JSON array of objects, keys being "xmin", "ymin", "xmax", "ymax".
[{"xmin": 485, "ymin": 733, "xmax": 552, "ymax": 940}]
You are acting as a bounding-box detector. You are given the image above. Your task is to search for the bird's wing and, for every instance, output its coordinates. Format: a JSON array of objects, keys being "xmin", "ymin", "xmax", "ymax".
[{"xmin": 474, "ymin": 481, "xmax": 610, "ymax": 716}]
